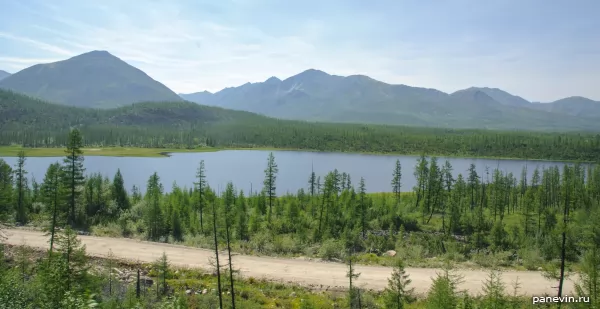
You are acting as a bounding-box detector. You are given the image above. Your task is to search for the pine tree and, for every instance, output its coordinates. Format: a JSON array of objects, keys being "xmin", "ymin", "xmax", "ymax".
[
  {"xmin": 481, "ymin": 270, "xmax": 506, "ymax": 309},
  {"xmin": 263, "ymin": 152, "xmax": 278, "ymax": 223},
  {"xmin": 236, "ymin": 190, "xmax": 249, "ymax": 241},
  {"xmin": 195, "ymin": 160, "xmax": 207, "ymax": 233},
  {"xmin": 426, "ymin": 267, "xmax": 461, "ymax": 309},
  {"xmin": 42, "ymin": 163, "xmax": 63, "ymax": 255},
  {"xmin": 62, "ymin": 129, "xmax": 85, "ymax": 227},
  {"xmin": 558, "ymin": 165, "xmax": 573, "ymax": 299},
  {"xmin": 414, "ymin": 155, "xmax": 428, "ymax": 211},
  {"xmin": 391, "ymin": 159, "xmax": 402, "ymax": 206},
  {"xmin": 111, "ymin": 169, "xmax": 129, "ymax": 211},
  {"xmin": 106, "ymin": 249, "xmax": 115, "ymax": 296},
  {"xmin": 153, "ymin": 252, "xmax": 169, "ymax": 297},
  {"xmin": 211, "ymin": 197, "xmax": 224, "ymax": 308},
  {"xmin": 54, "ymin": 226, "xmax": 89, "ymax": 293},
  {"xmin": 346, "ymin": 249, "xmax": 361, "ymax": 309},
  {"xmin": 223, "ymin": 182, "xmax": 237, "ymax": 309},
  {"xmin": 14, "ymin": 151, "xmax": 28, "ymax": 225},
  {"xmin": 384, "ymin": 258, "xmax": 414, "ymax": 309},
  {"xmin": 0, "ymin": 159, "xmax": 13, "ymax": 223},
  {"xmin": 359, "ymin": 177, "xmax": 367, "ymax": 238},
  {"xmin": 145, "ymin": 172, "xmax": 163, "ymax": 241}
]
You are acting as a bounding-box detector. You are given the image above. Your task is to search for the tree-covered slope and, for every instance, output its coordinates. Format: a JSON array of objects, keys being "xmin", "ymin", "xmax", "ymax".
[
  {"xmin": 0, "ymin": 89, "xmax": 266, "ymax": 130},
  {"xmin": 0, "ymin": 51, "xmax": 182, "ymax": 108},
  {"xmin": 3, "ymin": 89, "xmax": 600, "ymax": 162}
]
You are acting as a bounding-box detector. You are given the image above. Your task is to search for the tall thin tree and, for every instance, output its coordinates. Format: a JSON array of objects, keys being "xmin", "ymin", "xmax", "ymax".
[
  {"xmin": 14, "ymin": 151, "xmax": 28, "ymax": 225},
  {"xmin": 391, "ymin": 159, "xmax": 402, "ymax": 206},
  {"xmin": 62, "ymin": 129, "xmax": 85, "ymax": 227},
  {"xmin": 263, "ymin": 152, "xmax": 278, "ymax": 222}
]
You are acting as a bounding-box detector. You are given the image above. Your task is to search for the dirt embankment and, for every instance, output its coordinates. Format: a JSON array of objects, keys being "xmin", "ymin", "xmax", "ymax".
[{"xmin": 3, "ymin": 229, "xmax": 575, "ymax": 296}]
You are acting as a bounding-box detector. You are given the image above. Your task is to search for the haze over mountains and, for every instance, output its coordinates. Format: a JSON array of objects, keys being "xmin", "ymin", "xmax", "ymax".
[{"xmin": 1, "ymin": 50, "xmax": 599, "ymax": 131}]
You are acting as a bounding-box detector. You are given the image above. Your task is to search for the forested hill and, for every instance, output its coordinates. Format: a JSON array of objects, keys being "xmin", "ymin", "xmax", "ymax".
[
  {"xmin": 0, "ymin": 89, "xmax": 267, "ymax": 130},
  {"xmin": 0, "ymin": 50, "xmax": 182, "ymax": 108},
  {"xmin": 2, "ymin": 89, "xmax": 600, "ymax": 161}
]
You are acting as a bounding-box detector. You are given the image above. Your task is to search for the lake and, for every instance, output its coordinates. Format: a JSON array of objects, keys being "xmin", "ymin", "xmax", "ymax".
[{"xmin": 0, "ymin": 150, "xmax": 578, "ymax": 194}]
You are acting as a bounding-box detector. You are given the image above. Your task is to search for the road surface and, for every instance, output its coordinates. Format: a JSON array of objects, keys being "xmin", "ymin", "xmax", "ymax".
[{"xmin": 3, "ymin": 229, "xmax": 575, "ymax": 296}]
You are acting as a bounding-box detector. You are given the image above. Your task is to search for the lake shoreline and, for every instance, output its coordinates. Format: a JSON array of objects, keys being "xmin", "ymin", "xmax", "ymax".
[{"xmin": 0, "ymin": 145, "xmax": 594, "ymax": 163}]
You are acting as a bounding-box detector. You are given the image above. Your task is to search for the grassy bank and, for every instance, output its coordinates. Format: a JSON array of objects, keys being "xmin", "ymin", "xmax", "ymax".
[
  {"xmin": 0, "ymin": 145, "xmax": 222, "ymax": 157},
  {"xmin": 0, "ymin": 145, "xmax": 593, "ymax": 162}
]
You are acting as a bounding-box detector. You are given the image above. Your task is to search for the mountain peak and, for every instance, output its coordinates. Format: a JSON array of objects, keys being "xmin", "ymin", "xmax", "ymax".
[
  {"xmin": 265, "ymin": 76, "xmax": 281, "ymax": 83},
  {"xmin": 81, "ymin": 50, "xmax": 114, "ymax": 57},
  {"xmin": 462, "ymin": 87, "xmax": 531, "ymax": 107},
  {"xmin": 298, "ymin": 69, "xmax": 329, "ymax": 77},
  {"xmin": 0, "ymin": 51, "xmax": 181, "ymax": 108}
]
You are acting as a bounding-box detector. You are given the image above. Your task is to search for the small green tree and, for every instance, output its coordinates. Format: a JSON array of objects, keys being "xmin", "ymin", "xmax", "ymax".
[
  {"xmin": 481, "ymin": 270, "xmax": 507, "ymax": 309},
  {"xmin": 55, "ymin": 226, "xmax": 90, "ymax": 292},
  {"xmin": 384, "ymin": 259, "xmax": 414, "ymax": 309},
  {"xmin": 346, "ymin": 250, "xmax": 361, "ymax": 309},
  {"xmin": 153, "ymin": 252, "xmax": 170, "ymax": 297},
  {"xmin": 426, "ymin": 268, "xmax": 461, "ymax": 309}
]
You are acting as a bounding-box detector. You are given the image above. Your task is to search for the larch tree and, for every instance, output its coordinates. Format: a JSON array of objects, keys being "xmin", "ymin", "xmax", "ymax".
[
  {"xmin": 346, "ymin": 249, "xmax": 361, "ymax": 309},
  {"xmin": 14, "ymin": 151, "xmax": 28, "ymax": 225},
  {"xmin": 263, "ymin": 152, "xmax": 278, "ymax": 223},
  {"xmin": 111, "ymin": 169, "xmax": 129, "ymax": 212},
  {"xmin": 223, "ymin": 182, "xmax": 237, "ymax": 309},
  {"xmin": 0, "ymin": 159, "xmax": 13, "ymax": 223},
  {"xmin": 195, "ymin": 160, "xmax": 207, "ymax": 233},
  {"xmin": 384, "ymin": 259, "xmax": 414, "ymax": 309},
  {"xmin": 62, "ymin": 129, "xmax": 85, "ymax": 227},
  {"xmin": 391, "ymin": 159, "xmax": 402, "ymax": 206},
  {"xmin": 41, "ymin": 162, "xmax": 62, "ymax": 255},
  {"xmin": 145, "ymin": 172, "xmax": 164, "ymax": 241},
  {"xmin": 211, "ymin": 195, "xmax": 224, "ymax": 309}
]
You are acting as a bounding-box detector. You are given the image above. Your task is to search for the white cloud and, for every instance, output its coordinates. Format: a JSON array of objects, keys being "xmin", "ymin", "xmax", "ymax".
[
  {"xmin": 0, "ymin": 32, "xmax": 75, "ymax": 57},
  {"xmin": 1, "ymin": 0, "xmax": 599, "ymax": 101}
]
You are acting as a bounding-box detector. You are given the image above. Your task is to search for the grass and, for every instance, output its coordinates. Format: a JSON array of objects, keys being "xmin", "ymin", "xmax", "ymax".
[
  {"xmin": 0, "ymin": 145, "xmax": 222, "ymax": 157},
  {"xmin": 0, "ymin": 145, "xmax": 590, "ymax": 162}
]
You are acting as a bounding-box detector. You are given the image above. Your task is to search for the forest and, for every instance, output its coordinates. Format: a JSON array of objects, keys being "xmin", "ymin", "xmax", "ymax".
[
  {"xmin": 0, "ymin": 129, "xmax": 599, "ymax": 308},
  {"xmin": 2, "ymin": 89, "xmax": 600, "ymax": 161}
]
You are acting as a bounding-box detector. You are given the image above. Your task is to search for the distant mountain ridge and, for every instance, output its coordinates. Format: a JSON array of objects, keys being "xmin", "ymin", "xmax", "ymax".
[
  {"xmin": 180, "ymin": 69, "xmax": 600, "ymax": 131},
  {"xmin": 0, "ymin": 70, "xmax": 10, "ymax": 81},
  {"xmin": 0, "ymin": 51, "xmax": 182, "ymax": 108},
  {"xmin": 2, "ymin": 51, "xmax": 599, "ymax": 131}
]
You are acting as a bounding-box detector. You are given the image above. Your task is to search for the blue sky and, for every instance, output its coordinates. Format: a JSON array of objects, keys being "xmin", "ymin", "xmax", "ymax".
[{"xmin": 1, "ymin": 0, "xmax": 599, "ymax": 102}]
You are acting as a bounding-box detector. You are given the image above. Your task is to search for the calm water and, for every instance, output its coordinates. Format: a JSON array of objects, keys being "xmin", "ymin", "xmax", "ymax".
[{"xmin": 0, "ymin": 150, "xmax": 577, "ymax": 194}]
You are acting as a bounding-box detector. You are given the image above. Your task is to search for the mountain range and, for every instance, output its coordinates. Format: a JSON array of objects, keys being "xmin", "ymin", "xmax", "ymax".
[
  {"xmin": 1, "ymin": 50, "xmax": 599, "ymax": 131},
  {"xmin": 180, "ymin": 70, "xmax": 600, "ymax": 131}
]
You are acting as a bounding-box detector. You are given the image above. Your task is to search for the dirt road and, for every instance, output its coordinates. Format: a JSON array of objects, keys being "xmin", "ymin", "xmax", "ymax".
[{"xmin": 3, "ymin": 229, "xmax": 574, "ymax": 296}]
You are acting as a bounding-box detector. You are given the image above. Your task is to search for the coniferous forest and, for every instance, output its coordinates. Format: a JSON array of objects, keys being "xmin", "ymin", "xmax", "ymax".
[
  {"xmin": 2, "ymin": 89, "xmax": 600, "ymax": 162},
  {"xmin": 0, "ymin": 129, "xmax": 599, "ymax": 308}
]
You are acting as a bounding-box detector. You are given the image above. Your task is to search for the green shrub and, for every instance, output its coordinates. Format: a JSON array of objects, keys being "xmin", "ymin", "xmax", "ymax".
[{"xmin": 318, "ymin": 239, "xmax": 344, "ymax": 260}]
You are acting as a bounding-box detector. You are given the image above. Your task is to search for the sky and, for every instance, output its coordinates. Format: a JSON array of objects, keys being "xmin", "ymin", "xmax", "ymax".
[{"xmin": 1, "ymin": 0, "xmax": 599, "ymax": 102}]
